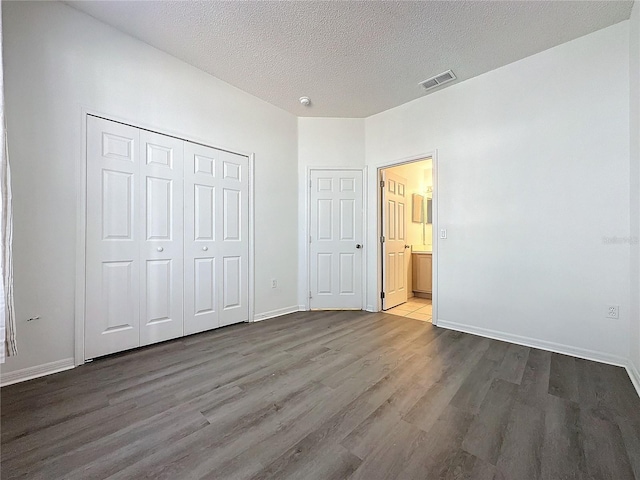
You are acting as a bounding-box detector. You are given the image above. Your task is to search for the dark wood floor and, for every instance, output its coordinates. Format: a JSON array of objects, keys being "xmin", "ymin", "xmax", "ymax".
[{"xmin": 1, "ymin": 311, "xmax": 639, "ymax": 479}]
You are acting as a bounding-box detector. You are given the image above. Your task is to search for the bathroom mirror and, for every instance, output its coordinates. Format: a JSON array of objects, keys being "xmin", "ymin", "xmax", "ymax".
[
  {"xmin": 425, "ymin": 198, "xmax": 433, "ymax": 224},
  {"xmin": 412, "ymin": 194, "xmax": 424, "ymax": 223}
]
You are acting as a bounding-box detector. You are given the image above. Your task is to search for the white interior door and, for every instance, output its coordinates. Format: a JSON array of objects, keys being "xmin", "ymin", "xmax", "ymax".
[
  {"xmin": 139, "ymin": 130, "xmax": 184, "ymax": 346},
  {"xmin": 184, "ymin": 142, "xmax": 249, "ymax": 334},
  {"xmin": 86, "ymin": 116, "xmax": 141, "ymax": 359},
  {"xmin": 382, "ymin": 170, "xmax": 408, "ymax": 310},
  {"xmin": 309, "ymin": 169, "xmax": 363, "ymax": 310}
]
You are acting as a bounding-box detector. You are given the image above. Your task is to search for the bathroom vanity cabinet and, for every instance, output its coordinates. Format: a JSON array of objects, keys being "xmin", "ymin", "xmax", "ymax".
[{"xmin": 412, "ymin": 252, "xmax": 432, "ymax": 297}]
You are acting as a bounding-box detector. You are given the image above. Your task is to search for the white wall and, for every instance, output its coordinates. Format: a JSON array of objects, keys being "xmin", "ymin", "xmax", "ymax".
[
  {"xmin": 2, "ymin": 1, "xmax": 298, "ymax": 373},
  {"xmin": 297, "ymin": 118, "xmax": 365, "ymax": 307},
  {"xmin": 629, "ymin": 1, "xmax": 640, "ymax": 385},
  {"xmin": 366, "ymin": 22, "xmax": 631, "ymax": 363}
]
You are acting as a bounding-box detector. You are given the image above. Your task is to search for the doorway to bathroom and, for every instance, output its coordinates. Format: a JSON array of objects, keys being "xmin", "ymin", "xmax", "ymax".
[{"xmin": 379, "ymin": 156, "xmax": 436, "ymax": 324}]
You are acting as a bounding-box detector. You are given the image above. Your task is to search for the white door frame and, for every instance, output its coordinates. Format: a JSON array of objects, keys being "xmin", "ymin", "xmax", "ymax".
[
  {"xmin": 75, "ymin": 107, "xmax": 256, "ymax": 366},
  {"xmin": 305, "ymin": 166, "xmax": 368, "ymax": 311},
  {"xmin": 374, "ymin": 151, "xmax": 438, "ymax": 325}
]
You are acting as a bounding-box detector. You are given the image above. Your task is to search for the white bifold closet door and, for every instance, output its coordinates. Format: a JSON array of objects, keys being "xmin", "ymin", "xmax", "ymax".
[
  {"xmin": 85, "ymin": 116, "xmax": 248, "ymax": 360},
  {"xmin": 139, "ymin": 130, "xmax": 184, "ymax": 347},
  {"xmin": 86, "ymin": 118, "xmax": 141, "ymax": 358},
  {"xmin": 183, "ymin": 142, "xmax": 249, "ymax": 335}
]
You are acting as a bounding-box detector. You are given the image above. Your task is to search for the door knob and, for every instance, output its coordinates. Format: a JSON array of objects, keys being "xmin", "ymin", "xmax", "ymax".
[
  {"xmin": 202, "ymin": 246, "xmax": 208, "ymax": 251},
  {"xmin": 157, "ymin": 247, "xmax": 164, "ymax": 252},
  {"xmin": 405, "ymin": 245, "xmax": 411, "ymax": 249},
  {"xmin": 356, "ymin": 244, "xmax": 363, "ymax": 249}
]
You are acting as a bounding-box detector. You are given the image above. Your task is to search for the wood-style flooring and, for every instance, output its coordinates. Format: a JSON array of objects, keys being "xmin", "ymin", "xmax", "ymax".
[{"xmin": 1, "ymin": 310, "xmax": 639, "ymax": 479}]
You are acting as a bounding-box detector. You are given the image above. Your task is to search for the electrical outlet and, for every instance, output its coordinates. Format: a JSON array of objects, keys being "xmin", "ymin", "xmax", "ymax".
[
  {"xmin": 271, "ymin": 279, "xmax": 277, "ymax": 288},
  {"xmin": 606, "ymin": 305, "xmax": 619, "ymax": 319}
]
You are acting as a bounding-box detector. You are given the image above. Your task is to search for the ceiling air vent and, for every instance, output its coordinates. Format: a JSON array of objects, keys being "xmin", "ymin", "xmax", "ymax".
[{"xmin": 419, "ymin": 70, "xmax": 456, "ymax": 92}]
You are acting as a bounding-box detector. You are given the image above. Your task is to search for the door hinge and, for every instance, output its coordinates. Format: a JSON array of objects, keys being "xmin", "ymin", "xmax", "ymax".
[
  {"xmin": 380, "ymin": 292, "xmax": 385, "ymax": 299},
  {"xmin": 309, "ymin": 235, "xmax": 312, "ymax": 244},
  {"xmin": 309, "ymin": 179, "xmax": 312, "ymax": 188},
  {"xmin": 380, "ymin": 180, "xmax": 385, "ymax": 188},
  {"xmin": 309, "ymin": 291, "xmax": 312, "ymax": 299},
  {"xmin": 380, "ymin": 235, "xmax": 385, "ymax": 243}
]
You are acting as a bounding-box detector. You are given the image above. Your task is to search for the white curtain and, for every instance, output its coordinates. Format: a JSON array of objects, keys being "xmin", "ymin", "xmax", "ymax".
[{"xmin": 0, "ymin": 4, "xmax": 17, "ymax": 361}]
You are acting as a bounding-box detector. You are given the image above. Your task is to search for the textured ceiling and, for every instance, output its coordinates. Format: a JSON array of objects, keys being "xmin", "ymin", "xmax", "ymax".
[{"xmin": 66, "ymin": 1, "xmax": 633, "ymax": 118}]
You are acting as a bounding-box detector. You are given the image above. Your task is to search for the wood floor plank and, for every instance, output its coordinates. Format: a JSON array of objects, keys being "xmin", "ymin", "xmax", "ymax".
[
  {"xmin": 107, "ymin": 383, "xmax": 331, "ymax": 480},
  {"xmin": 1, "ymin": 310, "xmax": 638, "ymax": 480},
  {"xmin": 540, "ymin": 393, "xmax": 586, "ymax": 480},
  {"xmin": 548, "ymin": 352, "xmax": 579, "ymax": 402},
  {"xmin": 482, "ymin": 339, "xmax": 511, "ymax": 362},
  {"xmin": 580, "ymin": 407, "xmax": 635, "ymax": 480},
  {"xmin": 18, "ymin": 407, "xmax": 211, "ymax": 480},
  {"xmin": 247, "ymin": 348, "xmax": 436, "ymax": 471},
  {"xmin": 494, "ymin": 343, "xmax": 530, "ymax": 384},
  {"xmin": 461, "ymin": 378, "xmax": 518, "ymax": 465},
  {"xmin": 449, "ymin": 357, "xmax": 501, "ymax": 414},
  {"xmin": 516, "ymin": 347, "xmax": 551, "ymax": 408},
  {"xmin": 398, "ymin": 405, "xmax": 474, "ymax": 479},
  {"xmin": 198, "ymin": 452, "xmax": 264, "ymax": 480},
  {"xmin": 617, "ymin": 417, "xmax": 640, "ymax": 480},
  {"xmin": 2, "ymin": 384, "xmax": 243, "ymax": 465},
  {"xmin": 403, "ymin": 335, "xmax": 491, "ymax": 432},
  {"xmin": 246, "ymin": 383, "xmax": 377, "ymax": 471},
  {"xmin": 576, "ymin": 358, "xmax": 640, "ymax": 417},
  {"xmin": 242, "ymin": 380, "xmax": 376, "ymax": 468},
  {"xmin": 496, "ymin": 401, "xmax": 545, "ymax": 480},
  {"xmin": 419, "ymin": 449, "xmax": 503, "ymax": 480},
  {"xmin": 320, "ymin": 345, "xmax": 405, "ymax": 389},
  {"xmin": 255, "ymin": 441, "xmax": 362, "ymax": 480},
  {"xmin": 346, "ymin": 419, "xmax": 423, "ymax": 480},
  {"xmin": 340, "ymin": 400, "xmax": 404, "ymax": 459}
]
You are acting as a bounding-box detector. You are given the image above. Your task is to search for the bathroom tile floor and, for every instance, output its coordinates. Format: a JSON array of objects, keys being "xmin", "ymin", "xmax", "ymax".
[{"xmin": 385, "ymin": 297, "xmax": 432, "ymax": 322}]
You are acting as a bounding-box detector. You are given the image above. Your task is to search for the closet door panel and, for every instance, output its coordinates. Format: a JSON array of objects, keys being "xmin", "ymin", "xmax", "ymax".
[
  {"xmin": 184, "ymin": 142, "xmax": 219, "ymax": 335},
  {"xmin": 184, "ymin": 143, "xmax": 249, "ymax": 333},
  {"xmin": 218, "ymin": 151, "xmax": 249, "ymax": 327},
  {"xmin": 194, "ymin": 257, "xmax": 216, "ymax": 315},
  {"xmin": 139, "ymin": 130, "xmax": 184, "ymax": 346},
  {"xmin": 85, "ymin": 117, "xmax": 141, "ymax": 359}
]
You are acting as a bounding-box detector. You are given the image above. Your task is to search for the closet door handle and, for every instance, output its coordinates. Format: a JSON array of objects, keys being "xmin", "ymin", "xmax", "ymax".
[
  {"xmin": 157, "ymin": 247, "xmax": 164, "ymax": 252},
  {"xmin": 202, "ymin": 246, "xmax": 208, "ymax": 251}
]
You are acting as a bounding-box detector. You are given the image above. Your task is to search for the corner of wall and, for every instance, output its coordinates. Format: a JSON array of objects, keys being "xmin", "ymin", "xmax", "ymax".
[
  {"xmin": 630, "ymin": 0, "xmax": 640, "ymax": 383},
  {"xmin": 628, "ymin": 360, "xmax": 640, "ymax": 398}
]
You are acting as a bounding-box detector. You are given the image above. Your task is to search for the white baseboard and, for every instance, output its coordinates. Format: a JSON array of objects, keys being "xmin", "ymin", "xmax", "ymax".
[
  {"xmin": 627, "ymin": 360, "xmax": 640, "ymax": 398},
  {"xmin": 1, "ymin": 358, "xmax": 75, "ymax": 387},
  {"xmin": 437, "ymin": 319, "xmax": 628, "ymax": 368},
  {"xmin": 365, "ymin": 305, "xmax": 376, "ymax": 312},
  {"xmin": 253, "ymin": 305, "xmax": 301, "ymax": 322}
]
